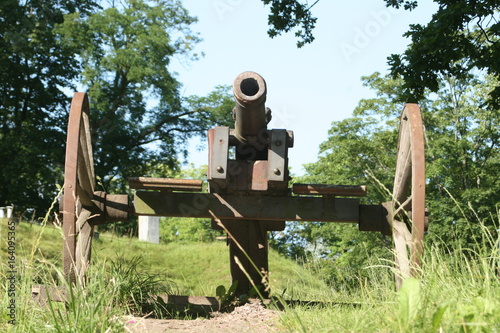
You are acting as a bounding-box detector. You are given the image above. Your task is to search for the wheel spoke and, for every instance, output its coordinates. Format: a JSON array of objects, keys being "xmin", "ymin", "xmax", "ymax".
[{"xmin": 77, "ymin": 100, "xmax": 95, "ymax": 199}]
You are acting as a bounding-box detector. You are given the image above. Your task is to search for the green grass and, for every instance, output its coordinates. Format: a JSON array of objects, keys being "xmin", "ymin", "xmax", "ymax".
[{"xmin": 1, "ymin": 217, "xmax": 499, "ymax": 332}]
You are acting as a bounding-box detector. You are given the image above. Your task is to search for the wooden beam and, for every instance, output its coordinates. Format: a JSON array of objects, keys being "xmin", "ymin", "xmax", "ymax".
[
  {"xmin": 129, "ymin": 177, "xmax": 203, "ymax": 192},
  {"xmin": 134, "ymin": 191, "xmax": 360, "ymax": 223},
  {"xmin": 292, "ymin": 184, "xmax": 367, "ymax": 197}
]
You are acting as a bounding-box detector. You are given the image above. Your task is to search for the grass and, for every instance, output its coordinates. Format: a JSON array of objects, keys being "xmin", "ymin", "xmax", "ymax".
[{"xmin": 1, "ymin": 214, "xmax": 499, "ymax": 332}]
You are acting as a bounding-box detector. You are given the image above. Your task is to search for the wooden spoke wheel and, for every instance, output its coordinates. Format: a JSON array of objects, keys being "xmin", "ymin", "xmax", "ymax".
[
  {"xmin": 390, "ymin": 103, "xmax": 426, "ymax": 289},
  {"xmin": 62, "ymin": 93, "xmax": 129, "ymax": 284},
  {"xmin": 62, "ymin": 92, "xmax": 97, "ymax": 284}
]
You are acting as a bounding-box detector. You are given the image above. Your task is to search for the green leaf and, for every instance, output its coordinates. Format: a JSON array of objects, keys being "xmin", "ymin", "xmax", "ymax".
[
  {"xmin": 216, "ymin": 285, "xmax": 226, "ymax": 299},
  {"xmin": 431, "ymin": 304, "xmax": 448, "ymax": 330},
  {"xmin": 398, "ymin": 277, "xmax": 421, "ymax": 328}
]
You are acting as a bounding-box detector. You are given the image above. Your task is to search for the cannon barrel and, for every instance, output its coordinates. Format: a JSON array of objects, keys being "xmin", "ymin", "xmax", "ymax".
[{"xmin": 232, "ymin": 71, "xmax": 268, "ymax": 142}]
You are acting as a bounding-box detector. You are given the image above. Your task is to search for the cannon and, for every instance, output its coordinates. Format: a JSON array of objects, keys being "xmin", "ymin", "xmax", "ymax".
[{"xmin": 59, "ymin": 71, "xmax": 427, "ymax": 294}]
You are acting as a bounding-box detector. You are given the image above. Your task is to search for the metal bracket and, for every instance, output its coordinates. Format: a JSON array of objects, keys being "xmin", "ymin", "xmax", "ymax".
[
  {"xmin": 208, "ymin": 126, "xmax": 229, "ymax": 185},
  {"xmin": 268, "ymin": 129, "xmax": 287, "ymax": 182}
]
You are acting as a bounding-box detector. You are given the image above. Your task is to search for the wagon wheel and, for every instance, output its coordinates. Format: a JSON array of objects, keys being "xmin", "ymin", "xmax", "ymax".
[
  {"xmin": 390, "ymin": 103, "xmax": 426, "ymax": 289},
  {"xmin": 62, "ymin": 92, "xmax": 96, "ymax": 284}
]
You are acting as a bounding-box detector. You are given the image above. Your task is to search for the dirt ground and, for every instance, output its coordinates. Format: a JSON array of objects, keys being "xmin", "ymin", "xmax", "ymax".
[{"xmin": 124, "ymin": 301, "xmax": 280, "ymax": 332}]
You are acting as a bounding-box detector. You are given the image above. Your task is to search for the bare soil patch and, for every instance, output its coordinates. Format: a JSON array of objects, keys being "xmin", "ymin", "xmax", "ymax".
[{"xmin": 125, "ymin": 301, "xmax": 280, "ymax": 332}]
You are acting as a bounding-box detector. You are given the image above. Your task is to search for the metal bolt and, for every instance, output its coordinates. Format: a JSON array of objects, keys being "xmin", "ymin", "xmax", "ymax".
[
  {"xmin": 273, "ymin": 168, "xmax": 281, "ymax": 175},
  {"xmin": 275, "ymin": 140, "xmax": 282, "ymax": 147},
  {"xmin": 216, "ymin": 165, "xmax": 224, "ymax": 173}
]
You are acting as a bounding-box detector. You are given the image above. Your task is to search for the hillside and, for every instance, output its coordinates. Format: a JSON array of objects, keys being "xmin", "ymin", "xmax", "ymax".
[
  {"xmin": 1, "ymin": 218, "xmax": 499, "ymax": 332},
  {"xmin": 0, "ymin": 219, "xmax": 334, "ymax": 299}
]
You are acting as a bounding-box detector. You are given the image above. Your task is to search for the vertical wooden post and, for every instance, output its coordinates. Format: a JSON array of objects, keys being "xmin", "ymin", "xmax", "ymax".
[{"xmin": 225, "ymin": 220, "xmax": 269, "ymax": 297}]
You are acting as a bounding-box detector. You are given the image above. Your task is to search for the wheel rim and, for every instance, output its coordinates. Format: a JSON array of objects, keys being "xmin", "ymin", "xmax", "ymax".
[
  {"xmin": 62, "ymin": 92, "xmax": 96, "ymax": 283},
  {"xmin": 391, "ymin": 103, "xmax": 426, "ymax": 289}
]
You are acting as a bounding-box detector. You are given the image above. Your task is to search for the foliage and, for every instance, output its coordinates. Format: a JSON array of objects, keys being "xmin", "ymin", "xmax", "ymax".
[
  {"xmin": 0, "ymin": 0, "xmax": 99, "ymax": 213},
  {"xmin": 259, "ymin": 0, "xmax": 500, "ymax": 108},
  {"xmin": 387, "ymin": 1, "xmax": 500, "ymax": 107},
  {"xmin": 275, "ymin": 71, "xmax": 500, "ymax": 287},
  {"xmin": 0, "ymin": 0, "xmax": 234, "ymax": 218},
  {"xmin": 215, "ymin": 281, "xmax": 239, "ymax": 310},
  {"xmin": 160, "ymin": 217, "xmax": 220, "ymax": 243},
  {"xmin": 107, "ymin": 254, "xmax": 174, "ymax": 318},
  {"xmin": 260, "ymin": 0, "xmax": 319, "ymax": 48},
  {"xmin": 397, "ymin": 277, "xmax": 422, "ymax": 330},
  {"xmin": 55, "ymin": 0, "xmax": 223, "ymax": 193}
]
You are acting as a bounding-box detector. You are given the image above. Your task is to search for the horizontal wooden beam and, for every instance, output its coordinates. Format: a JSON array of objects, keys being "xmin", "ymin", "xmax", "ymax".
[
  {"xmin": 134, "ymin": 191, "xmax": 360, "ymax": 223},
  {"xmin": 292, "ymin": 184, "xmax": 367, "ymax": 197},
  {"xmin": 129, "ymin": 177, "xmax": 203, "ymax": 192}
]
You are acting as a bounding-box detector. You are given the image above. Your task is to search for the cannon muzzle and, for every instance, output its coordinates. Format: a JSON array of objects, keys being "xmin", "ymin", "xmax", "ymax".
[{"xmin": 233, "ymin": 71, "xmax": 269, "ymax": 142}]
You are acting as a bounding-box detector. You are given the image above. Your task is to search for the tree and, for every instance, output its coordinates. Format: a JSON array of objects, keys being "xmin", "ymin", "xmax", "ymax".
[
  {"xmin": 0, "ymin": 0, "xmax": 234, "ymax": 219},
  {"xmin": 55, "ymin": 0, "xmax": 234, "ymax": 195},
  {"xmin": 261, "ymin": 0, "xmax": 318, "ymax": 48},
  {"xmin": 260, "ymin": 1, "xmax": 500, "ymax": 106},
  {"xmin": 387, "ymin": 1, "xmax": 500, "ymax": 107},
  {"xmin": 0, "ymin": 0, "xmax": 99, "ymax": 213},
  {"xmin": 293, "ymin": 71, "xmax": 500, "ymax": 275}
]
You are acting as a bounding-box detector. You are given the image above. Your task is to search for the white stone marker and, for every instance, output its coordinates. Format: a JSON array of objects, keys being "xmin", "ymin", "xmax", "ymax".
[
  {"xmin": 138, "ymin": 215, "xmax": 160, "ymax": 244},
  {"xmin": 6, "ymin": 206, "xmax": 13, "ymax": 219}
]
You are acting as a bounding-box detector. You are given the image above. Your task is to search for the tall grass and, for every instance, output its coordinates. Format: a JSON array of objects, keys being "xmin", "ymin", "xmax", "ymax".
[
  {"xmin": 277, "ymin": 205, "xmax": 500, "ymax": 332},
  {"xmin": 1, "ymin": 198, "xmax": 499, "ymax": 332}
]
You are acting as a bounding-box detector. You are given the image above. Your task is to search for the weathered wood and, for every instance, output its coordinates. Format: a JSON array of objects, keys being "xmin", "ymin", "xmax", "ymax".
[
  {"xmin": 391, "ymin": 103, "xmax": 426, "ymax": 289},
  {"xmin": 62, "ymin": 93, "xmax": 100, "ymax": 283},
  {"xmin": 129, "ymin": 177, "xmax": 203, "ymax": 192},
  {"xmin": 222, "ymin": 220, "xmax": 269, "ymax": 297},
  {"xmin": 77, "ymin": 105, "xmax": 95, "ymax": 198},
  {"xmin": 32, "ymin": 285, "xmax": 69, "ymax": 306},
  {"xmin": 134, "ymin": 191, "xmax": 360, "ymax": 223},
  {"xmin": 409, "ymin": 104, "xmax": 426, "ymax": 275},
  {"xmin": 63, "ymin": 92, "xmax": 90, "ymax": 282},
  {"xmin": 392, "ymin": 220, "xmax": 412, "ymax": 289},
  {"xmin": 358, "ymin": 204, "xmax": 391, "ymax": 236},
  {"xmin": 293, "ymin": 184, "xmax": 367, "ymax": 197},
  {"xmin": 75, "ymin": 208, "xmax": 93, "ymax": 285}
]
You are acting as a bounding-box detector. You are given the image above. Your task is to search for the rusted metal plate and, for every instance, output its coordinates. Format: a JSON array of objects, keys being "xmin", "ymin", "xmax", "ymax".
[
  {"xmin": 226, "ymin": 160, "xmax": 269, "ymax": 192},
  {"xmin": 250, "ymin": 160, "xmax": 269, "ymax": 191},
  {"xmin": 293, "ymin": 184, "xmax": 367, "ymax": 196},
  {"xmin": 129, "ymin": 177, "xmax": 203, "ymax": 191},
  {"xmin": 268, "ymin": 129, "xmax": 287, "ymax": 182},
  {"xmin": 134, "ymin": 191, "xmax": 360, "ymax": 222},
  {"xmin": 229, "ymin": 128, "xmax": 294, "ymax": 148},
  {"xmin": 208, "ymin": 127, "xmax": 229, "ymax": 182}
]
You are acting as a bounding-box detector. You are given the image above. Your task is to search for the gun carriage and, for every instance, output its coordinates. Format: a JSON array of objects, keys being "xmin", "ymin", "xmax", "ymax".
[{"xmin": 60, "ymin": 71, "xmax": 427, "ymax": 295}]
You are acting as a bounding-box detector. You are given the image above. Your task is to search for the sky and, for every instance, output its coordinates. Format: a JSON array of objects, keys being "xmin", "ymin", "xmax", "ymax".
[{"xmin": 171, "ymin": 0, "xmax": 438, "ymax": 175}]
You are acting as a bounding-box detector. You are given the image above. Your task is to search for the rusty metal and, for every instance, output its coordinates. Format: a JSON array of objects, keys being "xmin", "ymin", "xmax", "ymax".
[
  {"xmin": 59, "ymin": 71, "xmax": 427, "ymax": 296},
  {"xmin": 232, "ymin": 71, "xmax": 269, "ymax": 143}
]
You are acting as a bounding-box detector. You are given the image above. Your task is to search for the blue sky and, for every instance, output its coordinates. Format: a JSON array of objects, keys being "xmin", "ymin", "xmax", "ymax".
[{"xmin": 172, "ymin": 0, "xmax": 438, "ymax": 175}]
